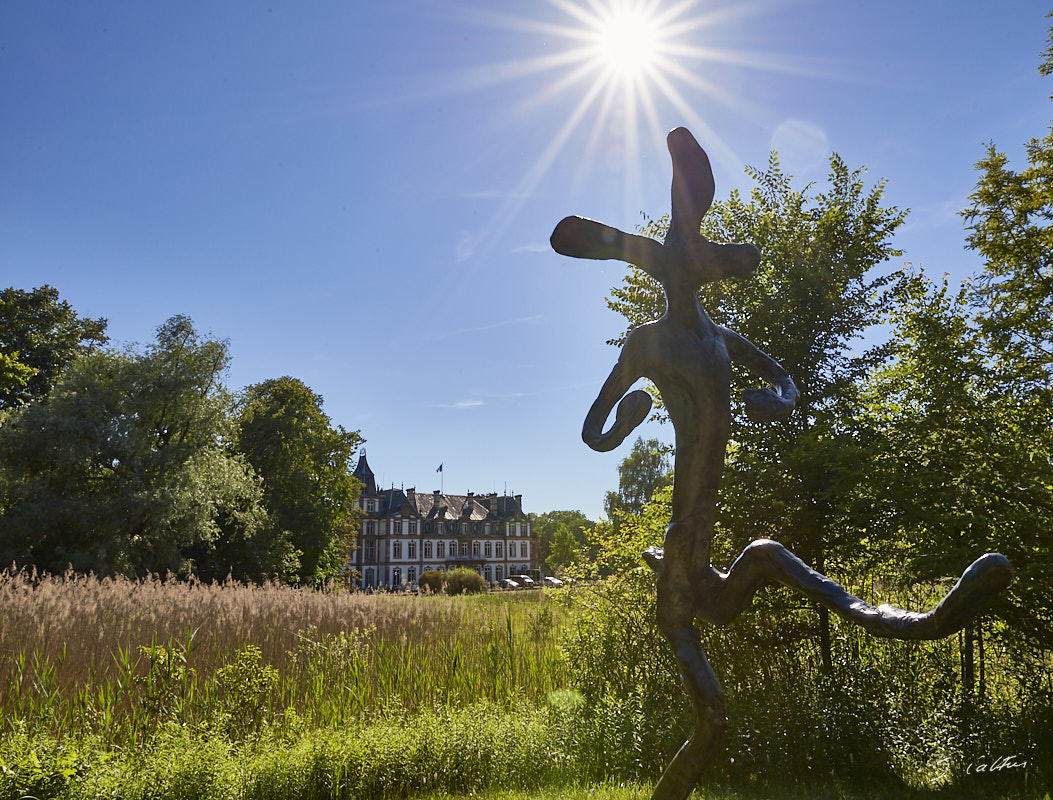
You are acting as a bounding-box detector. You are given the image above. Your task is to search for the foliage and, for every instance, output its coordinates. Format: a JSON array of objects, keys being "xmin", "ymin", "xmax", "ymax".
[
  {"xmin": 0, "ymin": 316, "xmax": 268, "ymax": 577},
  {"xmin": 860, "ymin": 270, "xmax": 1053, "ymax": 658},
  {"xmin": 602, "ymin": 436, "xmax": 672, "ymax": 522},
  {"xmin": 0, "ymin": 285, "xmax": 108, "ymax": 410},
  {"xmin": 531, "ymin": 510, "xmax": 595, "ymax": 572},
  {"xmin": 561, "ymin": 488, "xmax": 1053, "ymax": 793},
  {"xmin": 417, "ymin": 569, "xmax": 446, "ymax": 593},
  {"xmin": 235, "ymin": 376, "xmax": 363, "ymax": 584},
  {"xmin": 445, "ymin": 566, "xmax": 487, "ymax": 595}
]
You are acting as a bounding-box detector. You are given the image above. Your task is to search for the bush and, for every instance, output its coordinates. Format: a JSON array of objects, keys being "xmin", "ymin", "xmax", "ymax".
[
  {"xmin": 417, "ymin": 569, "xmax": 445, "ymax": 594},
  {"xmin": 444, "ymin": 568, "xmax": 486, "ymax": 595}
]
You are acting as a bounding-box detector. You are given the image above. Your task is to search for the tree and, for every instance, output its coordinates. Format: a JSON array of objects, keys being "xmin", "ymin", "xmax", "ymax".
[
  {"xmin": 606, "ymin": 154, "xmax": 907, "ymax": 669},
  {"xmin": 0, "ymin": 316, "xmax": 269, "ymax": 577},
  {"xmin": 236, "ymin": 377, "xmax": 363, "ymax": 584},
  {"xmin": 545, "ymin": 522, "xmax": 580, "ymax": 573},
  {"xmin": 602, "ymin": 436, "xmax": 673, "ymax": 521},
  {"xmin": 960, "ymin": 24, "xmax": 1053, "ymax": 385},
  {"xmin": 531, "ymin": 509, "xmax": 595, "ymax": 570},
  {"xmin": 0, "ymin": 285, "xmax": 108, "ymax": 410},
  {"xmin": 860, "ymin": 268, "xmax": 1053, "ymax": 689}
]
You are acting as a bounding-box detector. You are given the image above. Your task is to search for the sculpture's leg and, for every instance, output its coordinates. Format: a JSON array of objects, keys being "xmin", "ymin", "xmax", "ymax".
[
  {"xmin": 652, "ymin": 613, "xmax": 727, "ymax": 799},
  {"xmin": 696, "ymin": 539, "xmax": 1012, "ymax": 639},
  {"xmin": 652, "ymin": 524, "xmax": 728, "ymax": 800},
  {"xmin": 650, "ymin": 621, "xmax": 726, "ymax": 800}
]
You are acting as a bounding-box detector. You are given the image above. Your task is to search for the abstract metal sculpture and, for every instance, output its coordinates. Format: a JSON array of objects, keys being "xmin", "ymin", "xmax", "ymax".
[{"xmin": 550, "ymin": 127, "xmax": 1014, "ymax": 800}]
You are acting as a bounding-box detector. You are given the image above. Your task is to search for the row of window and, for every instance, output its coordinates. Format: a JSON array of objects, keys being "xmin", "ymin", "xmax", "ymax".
[
  {"xmin": 363, "ymin": 539, "xmax": 530, "ymax": 562},
  {"xmin": 362, "ymin": 563, "xmax": 533, "ymax": 588},
  {"xmin": 362, "ymin": 519, "xmax": 530, "ymax": 537}
]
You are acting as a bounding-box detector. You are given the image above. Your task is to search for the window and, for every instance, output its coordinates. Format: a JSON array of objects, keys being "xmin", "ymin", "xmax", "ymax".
[
  {"xmin": 408, "ymin": 567, "xmax": 417, "ymax": 584},
  {"xmin": 393, "ymin": 519, "xmax": 402, "ymax": 534},
  {"xmin": 496, "ymin": 566, "xmax": 503, "ymax": 581},
  {"xmin": 496, "ymin": 542, "xmax": 503, "ymax": 559},
  {"xmin": 365, "ymin": 520, "xmax": 376, "ymax": 535},
  {"xmin": 408, "ymin": 540, "xmax": 417, "ymax": 559},
  {"xmin": 450, "ymin": 539, "xmax": 457, "ymax": 557},
  {"xmin": 460, "ymin": 541, "xmax": 468, "ymax": 557},
  {"xmin": 485, "ymin": 523, "xmax": 490, "ymax": 535},
  {"xmin": 424, "ymin": 541, "xmax": 433, "ymax": 559},
  {"xmin": 461, "ymin": 522, "xmax": 468, "ymax": 535},
  {"xmin": 484, "ymin": 566, "xmax": 492, "ymax": 581},
  {"xmin": 393, "ymin": 540, "xmax": 402, "ymax": 559},
  {"xmin": 392, "ymin": 568, "xmax": 402, "ymax": 585},
  {"xmin": 365, "ymin": 540, "xmax": 376, "ymax": 562},
  {"xmin": 436, "ymin": 541, "xmax": 446, "ymax": 559},
  {"xmin": 521, "ymin": 542, "xmax": 529, "ymax": 559},
  {"xmin": 484, "ymin": 541, "xmax": 492, "ymax": 558},
  {"xmin": 366, "ymin": 499, "xmax": 376, "ymax": 512},
  {"xmin": 409, "ymin": 520, "xmax": 417, "ymax": 534},
  {"xmin": 364, "ymin": 568, "xmax": 375, "ymax": 588},
  {"xmin": 472, "ymin": 541, "xmax": 480, "ymax": 557}
]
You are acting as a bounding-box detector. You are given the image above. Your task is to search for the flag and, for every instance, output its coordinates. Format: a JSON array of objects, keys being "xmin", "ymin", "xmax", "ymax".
[{"xmin": 436, "ymin": 463, "xmax": 443, "ymax": 472}]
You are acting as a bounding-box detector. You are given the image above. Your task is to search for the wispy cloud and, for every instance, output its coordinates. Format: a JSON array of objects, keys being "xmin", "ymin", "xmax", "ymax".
[
  {"xmin": 510, "ymin": 242, "xmax": 551, "ymax": 254},
  {"xmin": 432, "ymin": 314, "xmax": 543, "ymax": 341},
  {"xmin": 430, "ymin": 399, "xmax": 485, "ymax": 410},
  {"xmin": 455, "ymin": 232, "xmax": 481, "ymax": 263}
]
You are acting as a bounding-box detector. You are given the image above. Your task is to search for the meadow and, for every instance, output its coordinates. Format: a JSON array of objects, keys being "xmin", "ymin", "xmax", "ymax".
[{"xmin": 1, "ymin": 569, "xmax": 1049, "ymax": 800}]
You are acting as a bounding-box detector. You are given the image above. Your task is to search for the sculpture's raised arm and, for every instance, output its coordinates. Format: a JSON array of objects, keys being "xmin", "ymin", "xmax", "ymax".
[{"xmin": 722, "ymin": 327, "xmax": 800, "ymax": 423}]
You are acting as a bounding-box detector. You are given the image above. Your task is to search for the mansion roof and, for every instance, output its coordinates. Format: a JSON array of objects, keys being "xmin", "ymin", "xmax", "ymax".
[{"xmin": 353, "ymin": 453, "xmax": 526, "ymax": 523}]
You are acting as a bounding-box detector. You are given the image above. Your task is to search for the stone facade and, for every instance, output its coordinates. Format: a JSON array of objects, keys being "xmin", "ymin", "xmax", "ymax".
[{"xmin": 351, "ymin": 453, "xmax": 536, "ymax": 589}]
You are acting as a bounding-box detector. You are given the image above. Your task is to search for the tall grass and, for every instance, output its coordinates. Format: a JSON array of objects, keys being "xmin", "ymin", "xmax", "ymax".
[{"xmin": 0, "ymin": 569, "xmax": 567, "ymax": 745}]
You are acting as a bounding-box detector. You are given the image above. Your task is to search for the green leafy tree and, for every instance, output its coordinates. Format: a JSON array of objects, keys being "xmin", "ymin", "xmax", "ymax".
[
  {"xmin": 544, "ymin": 522, "xmax": 580, "ymax": 573},
  {"xmin": 236, "ymin": 377, "xmax": 363, "ymax": 584},
  {"xmin": 602, "ymin": 436, "xmax": 672, "ymax": 521},
  {"xmin": 531, "ymin": 509, "xmax": 595, "ymax": 570},
  {"xmin": 0, "ymin": 285, "xmax": 108, "ymax": 410},
  {"xmin": 0, "ymin": 316, "xmax": 268, "ymax": 577},
  {"xmin": 864, "ymin": 23, "xmax": 1053, "ymax": 671},
  {"xmin": 606, "ymin": 154, "xmax": 907, "ymax": 669}
]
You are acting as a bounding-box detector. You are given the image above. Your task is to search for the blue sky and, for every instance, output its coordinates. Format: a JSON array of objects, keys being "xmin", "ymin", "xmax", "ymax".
[{"xmin": 2, "ymin": 2, "xmax": 1049, "ymax": 521}]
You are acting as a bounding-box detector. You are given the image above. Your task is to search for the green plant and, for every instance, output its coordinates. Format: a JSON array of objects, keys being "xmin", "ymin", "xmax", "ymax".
[{"xmin": 444, "ymin": 567, "xmax": 487, "ymax": 595}]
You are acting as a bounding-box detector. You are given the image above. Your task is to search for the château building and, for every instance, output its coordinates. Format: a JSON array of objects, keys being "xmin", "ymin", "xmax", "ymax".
[{"xmin": 351, "ymin": 452, "xmax": 536, "ymax": 589}]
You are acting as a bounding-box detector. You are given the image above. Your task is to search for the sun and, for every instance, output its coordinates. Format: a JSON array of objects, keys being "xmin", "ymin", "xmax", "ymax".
[
  {"xmin": 441, "ymin": 0, "xmax": 813, "ymax": 259},
  {"xmin": 592, "ymin": 6, "xmax": 662, "ymax": 80}
]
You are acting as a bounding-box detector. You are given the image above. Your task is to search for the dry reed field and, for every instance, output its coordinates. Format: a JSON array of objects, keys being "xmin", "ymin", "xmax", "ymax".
[{"xmin": 0, "ymin": 569, "xmax": 569, "ymax": 743}]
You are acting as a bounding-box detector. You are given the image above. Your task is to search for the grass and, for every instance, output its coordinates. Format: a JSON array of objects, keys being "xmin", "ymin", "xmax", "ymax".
[{"xmin": 0, "ymin": 569, "xmax": 567, "ymax": 744}]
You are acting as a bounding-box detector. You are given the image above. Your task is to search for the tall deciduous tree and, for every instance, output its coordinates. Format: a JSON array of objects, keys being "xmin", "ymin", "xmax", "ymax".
[
  {"xmin": 0, "ymin": 316, "xmax": 268, "ymax": 577},
  {"xmin": 602, "ymin": 436, "xmax": 673, "ymax": 521},
  {"xmin": 0, "ymin": 285, "xmax": 108, "ymax": 410},
  {"xmin": 236, "ymin": 377, "xmax": 363, "ymax": 584},
  {"xmin": 531, "ymin": 509, "xmax": 595, "ymax": 571},
  {"xmin": 607, "ymin": 154, "xmax": 906, "ymax": 669}
]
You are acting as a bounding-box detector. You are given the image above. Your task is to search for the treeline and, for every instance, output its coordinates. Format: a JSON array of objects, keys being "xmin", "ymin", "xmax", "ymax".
[{"xmin": 0, "ymin": 291, "xmax": 362, "ymax": 584}]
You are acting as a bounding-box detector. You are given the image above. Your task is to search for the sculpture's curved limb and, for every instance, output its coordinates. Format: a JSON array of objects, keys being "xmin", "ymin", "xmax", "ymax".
[
  {"xmin": 647, "ymin": 540, "xmax": 1013, "ymax": 637},
  {"xmin": 582, "ymin": 361, "xmax": 652, "ymax": 452}
]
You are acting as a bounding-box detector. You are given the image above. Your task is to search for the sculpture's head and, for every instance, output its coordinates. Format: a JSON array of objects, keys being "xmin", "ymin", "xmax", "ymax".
[
  {"xmin": 549, "ymin": 127, "xmax": 760, "ymax": 300},
  {"xmin": 658, "ymin": 127, "xmax": 760, "ymax": 293}
]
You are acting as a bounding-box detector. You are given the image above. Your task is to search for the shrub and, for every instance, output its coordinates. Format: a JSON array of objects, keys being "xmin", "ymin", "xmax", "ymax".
[
  {"xmin": 444, "ymin": 568, "xmax": 486, "ymax": 596},
  {"xmin": 417, "ymin": 569, "xmax": 445, "ymax": 594}
]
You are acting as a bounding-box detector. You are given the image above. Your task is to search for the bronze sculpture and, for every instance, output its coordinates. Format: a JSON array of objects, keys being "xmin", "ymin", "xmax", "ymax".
[{"xmin": 550, "ymin": 127, "xmax": 1014, "ymax": 800}]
